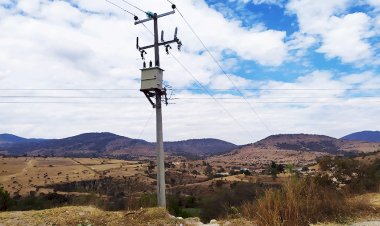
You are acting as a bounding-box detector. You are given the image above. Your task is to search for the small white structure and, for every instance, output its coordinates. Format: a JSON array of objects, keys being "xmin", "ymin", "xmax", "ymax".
[{"xmin": 140, "ymin": 67, "xmax": 164, "ymax": 91}]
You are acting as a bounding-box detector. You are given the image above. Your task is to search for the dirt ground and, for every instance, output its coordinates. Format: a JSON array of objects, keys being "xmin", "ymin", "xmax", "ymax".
[{"xmin": 0, "ymin": 157, "xmax": 146, "ymax": 196}]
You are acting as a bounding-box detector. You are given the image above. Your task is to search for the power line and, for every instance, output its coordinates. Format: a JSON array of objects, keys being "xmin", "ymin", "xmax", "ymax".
[
  {"xmin": 126, "ymin": 109, "xmax": 155, "ymax": 155},
  {"xmin": 1, "ymin": 99, "xmax": 380, "ymax": 104},
  {"xmin": 104, "ymin": 0, "xmax": 137, "ymax": 17},
  {"xmin": 136, "ymin": 12, "xmax": 255, "ymax": 139},
  {"xmin": 165, "ymin": 0, "xmax": 175, "ymax": 5},
  {"xmin": 166, "ymin": 1, "xmax": 273, "ymax": 135},
  {"xmin": 1, "ymin": 88, "xmax": 379, "ymax": 91},
  {"xmin": 137, "ymin": 110, "xmax": 154, "ymax": 139},
  {"xmin": 120, "ymin": 0, "xmax": 146, "ymax": 14},
  {"xmin": 1, "ymin": 95, "xmax": 380, "ymax": 100},
  {"xmin": 169, "ymin": 53, "xmax": 256, "ymax": 139}
]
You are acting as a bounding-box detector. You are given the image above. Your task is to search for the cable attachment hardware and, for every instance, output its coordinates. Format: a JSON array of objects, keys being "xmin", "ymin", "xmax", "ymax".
[
  {"xmin": 177, "ymin": 41, "xmax": 182, "ymax": 51},
  {"xmin": 165, "ymin": 44, "xmax": 172, "ymax": 54},
  {"xmin": 162, "ymin": 87, "xmax": 168, "ymax": 106},
  {"xmin": 140, "ymin": 50, "xmax": 147, "ymax": 60}
]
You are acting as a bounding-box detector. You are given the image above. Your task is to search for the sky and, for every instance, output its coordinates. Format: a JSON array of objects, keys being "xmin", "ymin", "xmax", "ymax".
[{"xmin": 0, "ymin": 0, "xmax": 379, "ymax": 144}]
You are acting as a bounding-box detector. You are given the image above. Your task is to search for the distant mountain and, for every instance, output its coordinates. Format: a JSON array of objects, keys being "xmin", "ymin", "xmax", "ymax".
[
  {"xmin": 0, "ymin": 132, "xmax": 237, "ymax": 159},
  {"xmin": 341, "ymin": 131, "xmax": 380, "ymax": 142},
  {"xmin": 209, "ymin": 134, "xmax": 380, "ymax": 165},
  {"xmin": 165, "ymin": 139, "xmax": 237, "ymax": 157},
  {"xmin": 0, "ymin": 133, "xmax": 28, "ymax": 145}
]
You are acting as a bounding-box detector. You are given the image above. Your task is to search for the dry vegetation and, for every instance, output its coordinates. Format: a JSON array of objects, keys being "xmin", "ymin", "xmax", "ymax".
[
  {"xmin": 0, "ymin": 153, "xmax": 379, "ymax": 225},
  {"xmin": 0, "ymin": 157, "xmax": 146, "ymax": 197}
]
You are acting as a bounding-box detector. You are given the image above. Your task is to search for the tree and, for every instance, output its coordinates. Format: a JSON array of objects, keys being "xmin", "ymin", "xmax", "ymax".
[
  {"xmin": 269, "ymin": 161, "xmax": 278, "ymax": 180},
  {"xmin": 0, "ymin": 187, "xmax": 11, "ymax": 211},
  {"xmin": 277, "ymin": 164, "xmax": 285, "ymax": 173},
  {"xmin": 204, "ymin": 165, "xmax": 213, "ymax": 178},
  {"xmin": 285, "ymin": 164, "xmax": 295, "ymax": 173}
]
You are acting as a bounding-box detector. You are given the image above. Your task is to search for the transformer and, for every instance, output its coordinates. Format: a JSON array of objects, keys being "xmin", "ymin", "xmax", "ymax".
[{"xmin": 140, "ymin": 67, "xmax": 164, "ymax": 91}]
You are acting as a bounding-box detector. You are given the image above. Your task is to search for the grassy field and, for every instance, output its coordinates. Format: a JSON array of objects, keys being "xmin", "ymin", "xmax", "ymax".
[
  {"xmin": 0, "ymin": 157, "xmax": 146, "ymax": 197},
  {"xmin": 1, "ymin": 156, "xmax": 379, "ymax": 225}
]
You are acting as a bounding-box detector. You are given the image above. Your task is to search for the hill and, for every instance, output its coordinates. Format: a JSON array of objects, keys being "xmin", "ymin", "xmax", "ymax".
[
  {"xmin": 0, "ymin": 134, "xmax": 29, "ymax": 145},
  {"xmin": 0, "ymin": 133, "xmax": 237, "ymax": 159},
  {"xmin": 209, "ymin": 134, "xmax": 380, "ymax": 165},
  {"xmin": 165, "ymin": 138, "xmax": 237, "ymax": 157},
  {"xmin": 341, "ymin": 131, "xmax": 380, "ymax": 142}
]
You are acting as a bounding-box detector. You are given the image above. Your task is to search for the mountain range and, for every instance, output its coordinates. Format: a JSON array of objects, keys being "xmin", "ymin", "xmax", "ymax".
[
  {"xmin": 341, "ymin": 131, "xmax": 380, "ymax": 142},
  {"xmin": 1, "ymin": 131, "xmax": 380, "ymax": 161},
  {"xmin": 0, "ymin": 132, "xmax": 237, "ymax": 159},
  {"xmin": 209, "ymin": 133, "xmax": 380, "ymax": 165}
]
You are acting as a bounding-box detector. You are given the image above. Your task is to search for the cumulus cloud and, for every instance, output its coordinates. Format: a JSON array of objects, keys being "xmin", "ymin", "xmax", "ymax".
[
  {"xmin": 235, "ymin": 0, "xmax": 285, "ymax": 6},
  {"xmin": 0, "ymin": 0, "xmax": 379, "ymax": 144},
  {"xmin": 287, "ymin": 0, "xmax": 377, "ymax": 64},
  {"xmin": 368, "ymin": 0, "xmax": 380, "ymax": 10}
]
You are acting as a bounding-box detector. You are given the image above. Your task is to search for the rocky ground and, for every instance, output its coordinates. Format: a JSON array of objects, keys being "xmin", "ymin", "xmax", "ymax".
[
  {"xmin": 0, "ymin": 206, "xmax": 254, "ymax": 226},
  {"xmin": 0, "ymin": 205, "xmax": 379, "ymax": 226}
]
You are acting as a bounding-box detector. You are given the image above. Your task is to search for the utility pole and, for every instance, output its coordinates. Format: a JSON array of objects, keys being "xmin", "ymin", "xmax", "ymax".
[{"xmin": 135, "ymin": 5, "xmax": 182, "ymax": 208}]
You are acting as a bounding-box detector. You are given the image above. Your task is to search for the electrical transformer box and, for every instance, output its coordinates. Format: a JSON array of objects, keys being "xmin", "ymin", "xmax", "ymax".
[{"xmin": 140, "ymin": 67, "xmax": 164, "ymax": 91}]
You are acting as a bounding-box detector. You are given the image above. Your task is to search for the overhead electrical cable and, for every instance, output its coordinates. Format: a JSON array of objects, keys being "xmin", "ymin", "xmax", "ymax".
[
  {"xmin": 170, "ymin": 53, "xmax": 258, "ymax": 139},
  {"xmin": 120, "ymin": 0, "xmax": 146, "ymax": 14},
  {"xmin": 164, "ymin": 0, "xmax": 273, "ymax": 135},
  {"xmin": 104, "ymin": 0, "xmax": 137, "ymax": 17},
  {"xmin": 1, "ymin": 95, "xmax": 380, "ymax": 100},
  {"xmin": 1, "ymin": 88, "xmax": 379, "ymax": 91},
  {"xmin": 138, "ymin": 17, "xmax": 256, "ymax": 139}
]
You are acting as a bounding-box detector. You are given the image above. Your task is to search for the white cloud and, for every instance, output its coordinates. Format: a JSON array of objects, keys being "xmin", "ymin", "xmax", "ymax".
[
  {"xmin": 287, "ymin": 32, "xmax": 317, "ymax": 57},
  {"xmin": 209, "ymin": 73, "xmax": 254, "ymax": 89},
  {"xmin": 287, "ymin": 0, "xmax": 377, "ymax": 64},
  {"xmin": 317, "ymin": 13, "xmax": 373, "ymax": 63},
  {"xmin": 236, "ymin": 0, "xmax": 284, "ymax": 6},
  {"xmin": 0, "ymin": 1, "xmax": 379, "ymax": 144},
  {"xmin": 368, "ymin": 0, "xmax": 380, "ymax": 10}
]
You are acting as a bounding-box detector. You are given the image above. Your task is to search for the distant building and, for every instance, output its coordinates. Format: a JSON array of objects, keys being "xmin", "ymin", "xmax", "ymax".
[{"xmin": 215, "ymin": 172, "xmax": 229, "ymax": 177}]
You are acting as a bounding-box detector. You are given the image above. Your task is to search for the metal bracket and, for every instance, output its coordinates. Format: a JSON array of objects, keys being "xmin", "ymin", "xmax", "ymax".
[
  {"xmin": 162, "ymin": 88, "xmax": 168, "ymax": 106},
  {"xmin": 141, "ymin": 89, "xmax": 168, "ymax": 108},
  {"xmin": 142, "ymin": 90, "xmax": 156, "ymax": 108}
]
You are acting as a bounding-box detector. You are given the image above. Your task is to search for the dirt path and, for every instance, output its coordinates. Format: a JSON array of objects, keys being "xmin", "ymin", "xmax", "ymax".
[{"xmin": 0, "ymin": 159, "xmax": 35, "ymax": 183}]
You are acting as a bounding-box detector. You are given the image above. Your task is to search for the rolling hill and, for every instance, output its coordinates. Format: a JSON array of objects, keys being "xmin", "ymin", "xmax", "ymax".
[
  {"xmin": 0, "ymin": 133, "xmax": 29, "ymax": 145},
  {"xmin": 209, "ymin": 134, "xmax": 380, "ymax": 165},
  {"xmin": 341, "ymin": 131, "xmax": 380, "ymax": 142},
  {"xmin": 0, "ymin": 132, "xmax": 237, "ymax": 158}
]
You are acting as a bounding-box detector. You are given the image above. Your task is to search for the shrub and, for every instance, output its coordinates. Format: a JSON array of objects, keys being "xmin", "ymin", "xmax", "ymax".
[
  {"xmin": 317, "ymin": 156, "xmax": 380, "ymax": 194},
  {"xmin": 242, "ymin": 177, "xmax": 352, "ymax": 226},
  {"xmin": 0, "ymin": 187, "xmax": 11, "ymax": 211},
  {"xmin": 200, "ymin": 182, "xmax": 266, "ymax": 222}
]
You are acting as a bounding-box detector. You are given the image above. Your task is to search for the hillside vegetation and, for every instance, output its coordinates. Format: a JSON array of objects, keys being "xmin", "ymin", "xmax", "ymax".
[
  {"xmin": 341, "ymin": 131, "xmax": 380, "ymax": 142},
  {"xmin": 0, "ymin": 133, "xmax": 237, "ymax": 159}
]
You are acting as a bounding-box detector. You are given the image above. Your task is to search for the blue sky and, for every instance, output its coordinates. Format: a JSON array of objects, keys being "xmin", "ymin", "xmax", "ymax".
[
  {"xmin": 205, "ymin": 0, "xmax": 380, "ymax": 84},
  {"xmin": 0, "ymin": 0, "xmax": 379, "ymax": 144}
]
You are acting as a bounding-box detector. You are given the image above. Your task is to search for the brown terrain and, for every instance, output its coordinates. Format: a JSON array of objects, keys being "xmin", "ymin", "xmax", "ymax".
[
  {"xmin": 0, "ymin": 133, "xmax": 237, "ymax": 159},
  {"xmin": 0, "ymin": 157, "xmax": 151, "ymax": 197},
  {"xmin": 209, "ymin": 134, "xmax": 380, "ymax": 166}
]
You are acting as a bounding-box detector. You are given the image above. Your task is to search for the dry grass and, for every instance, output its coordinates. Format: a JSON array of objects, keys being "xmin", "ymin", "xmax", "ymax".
[
  {"xmin": 241, "ymin": 178, "xmax": 373, "ymax": 226},
  {"xmin": 0, "ymin": 206, "xmax": 186, "ymax": 226},
  {"xmin": 0, "ymin": 157, "xmax": 145, "ymax": 197}
]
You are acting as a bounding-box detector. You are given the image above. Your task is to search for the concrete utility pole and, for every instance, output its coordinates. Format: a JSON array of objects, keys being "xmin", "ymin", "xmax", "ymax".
[{"xmin": 135, "ymin": 5, "xmax": 182, "ymax": 208}]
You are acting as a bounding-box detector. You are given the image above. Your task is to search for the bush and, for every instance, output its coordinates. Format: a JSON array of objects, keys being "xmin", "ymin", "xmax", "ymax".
[
  {"xmin": 317, "ymin": 156, "xmax": 380, "ymax": 193},
  {"xmin": 242, "ymin": 177, "xmax": 353, "ymax": 226},
  {"xmin": 200, "ymin": 182, "xmax": 267, "ymax": 222},
  {"xmin": 0, "ymin": 187, "xmax": 11, "ymax": 211}
]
